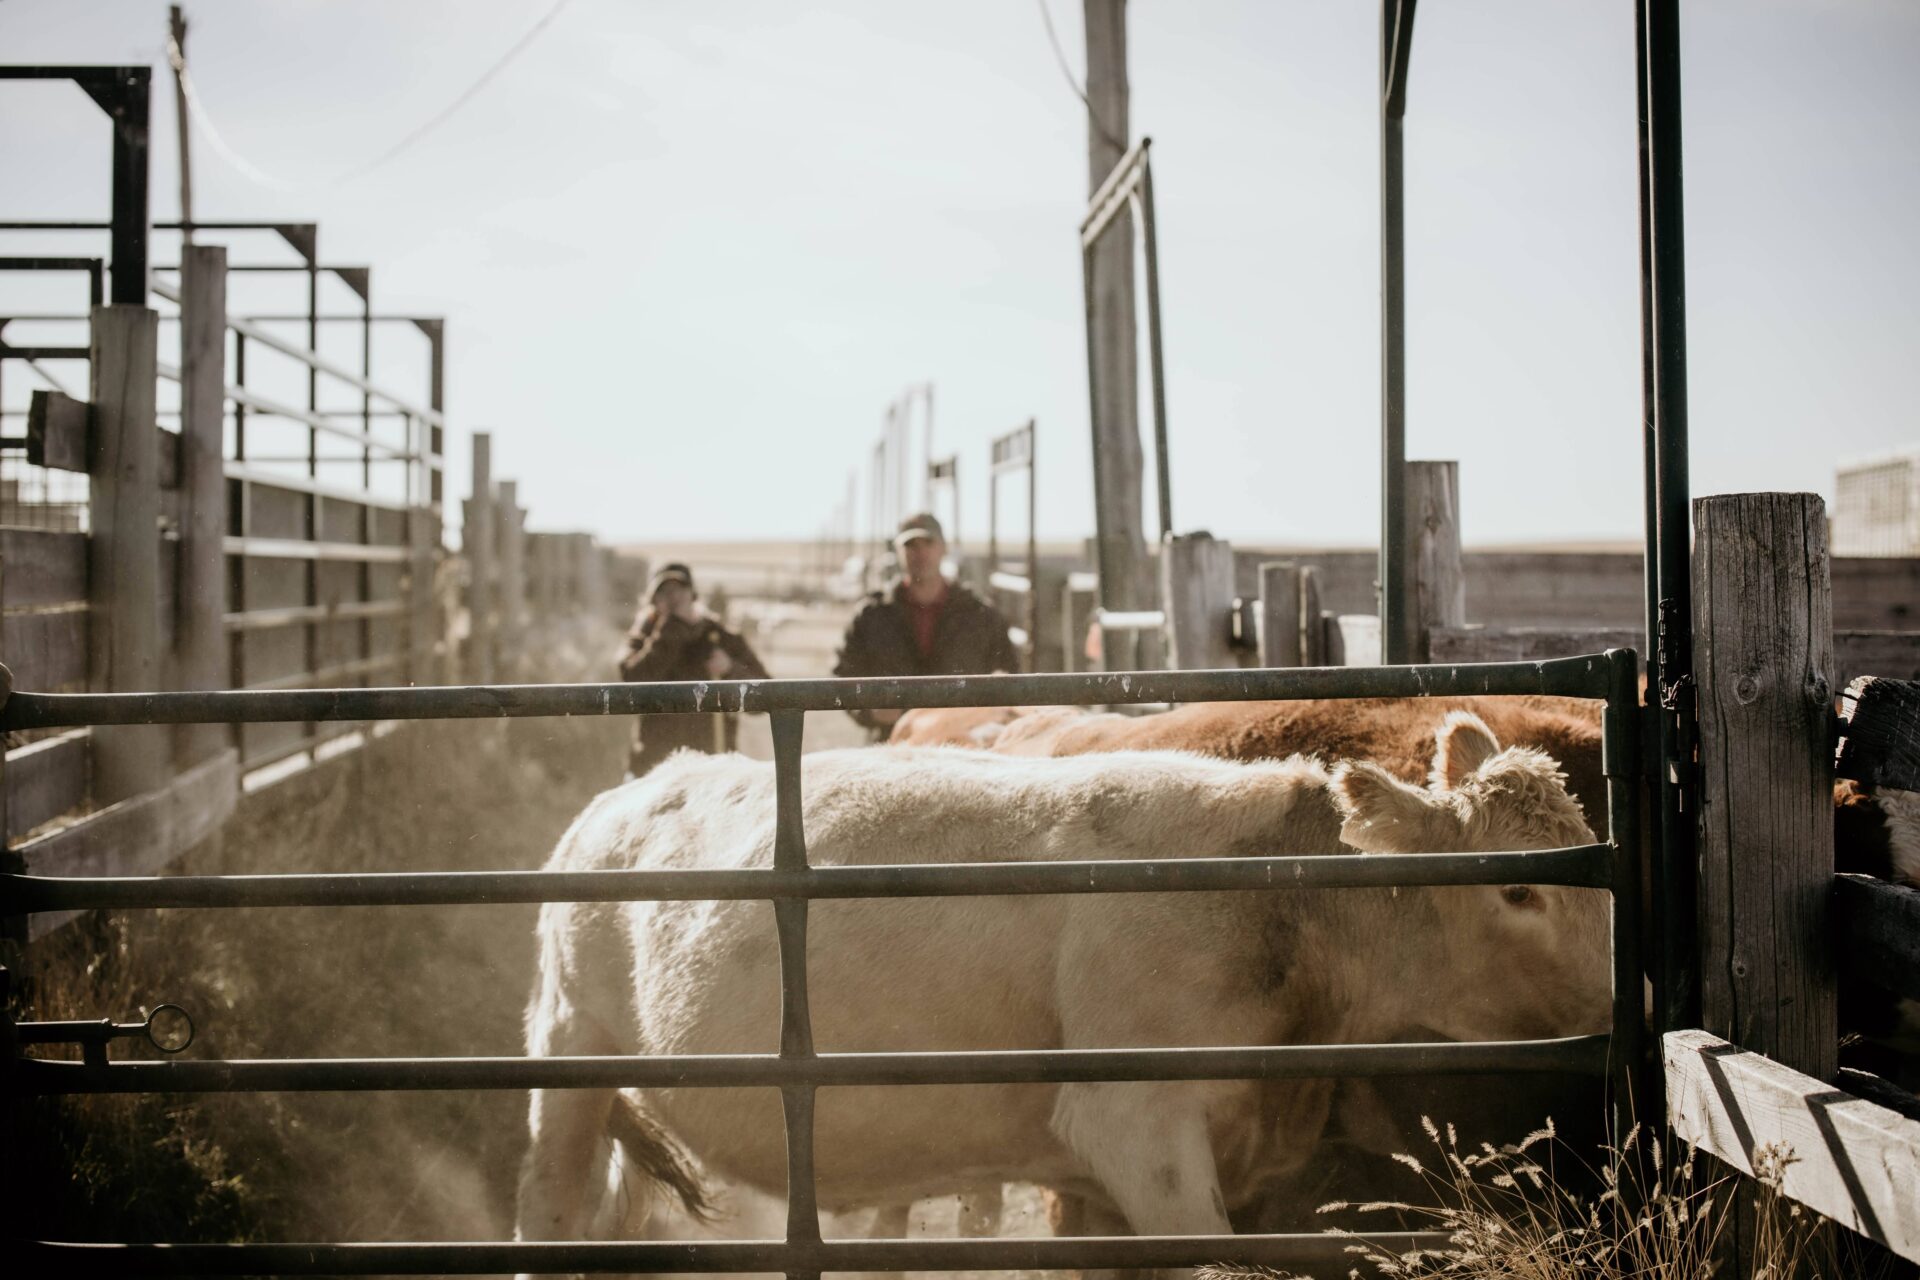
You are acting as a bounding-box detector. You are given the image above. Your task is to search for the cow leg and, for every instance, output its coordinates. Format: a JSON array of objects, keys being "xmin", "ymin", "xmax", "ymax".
[
  {"xmin": 1050, "ymin": 1082, "xmax": 1233, "ymax": 1237},
  {"xmin": 864, "ymin": 1202, "xmax": 913, "ymax": 1280},
  {"xmin": 515, "ymin": 1011, "xmax": 624, "ymax": 1276}
]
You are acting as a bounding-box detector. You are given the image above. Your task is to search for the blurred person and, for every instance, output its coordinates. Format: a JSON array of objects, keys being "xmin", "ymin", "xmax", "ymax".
[
  {"xmin": 833, "ymin": 513, "xmax": 1018, "ymax": 740},
  {"xmin": 618, "ymin": 563, "xmax": 770, "ymax": 778}
]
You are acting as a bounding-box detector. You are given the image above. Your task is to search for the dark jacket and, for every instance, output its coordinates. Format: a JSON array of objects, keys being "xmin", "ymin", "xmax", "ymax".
[
  {"xmin": 618, "ymin": 609, "xmax": 770, "ymax": 777},
  {"xmin": 832, "ymin": 581, "xmax": 1019, "ymax": 732}
]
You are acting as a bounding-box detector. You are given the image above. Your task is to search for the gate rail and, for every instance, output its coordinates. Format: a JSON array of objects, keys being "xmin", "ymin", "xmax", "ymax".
[{"xmin": 2, "ymin": 651, "xmax": 1642, "ymax": 1277}]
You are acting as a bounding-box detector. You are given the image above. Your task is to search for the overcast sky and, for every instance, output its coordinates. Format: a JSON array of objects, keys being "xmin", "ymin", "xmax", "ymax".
[{"xmin": 2, "ymin": 0, "xmax": 1915, "ymax": 548}]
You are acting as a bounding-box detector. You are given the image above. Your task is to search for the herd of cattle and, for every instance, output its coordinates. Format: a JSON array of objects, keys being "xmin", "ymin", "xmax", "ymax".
[{"xmin": 511, "ymin": 692, "xmax": 1920, "ymax": 1269}]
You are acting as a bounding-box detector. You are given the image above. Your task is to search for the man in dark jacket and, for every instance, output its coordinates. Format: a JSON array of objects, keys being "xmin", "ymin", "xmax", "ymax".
[
  {"xmin": 833, "ymin": 513, "xmax": 1019, "ymax": 738},
  {"xmin": 617, "ymin": 562, "xmax": 771, "ymax": 777}
]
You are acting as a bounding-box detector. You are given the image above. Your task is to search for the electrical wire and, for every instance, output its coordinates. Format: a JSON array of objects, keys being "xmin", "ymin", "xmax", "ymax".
[
  {"xmin": 1035, "ymin": 0, "xmax": 1127, "ymax": 155},
  {"xmin": 165, "ymin": 0, "xmax": 576, "ymax": 193}
]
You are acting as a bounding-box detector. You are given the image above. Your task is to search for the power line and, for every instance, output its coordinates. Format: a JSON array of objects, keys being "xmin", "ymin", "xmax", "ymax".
[
  {"xmin": 1034, "ymin": 0, "xmax": 1126, "ymax": 154},
  {"xmin": 165, "ymin": 0, "xmax": 577, "ymax": 194}
]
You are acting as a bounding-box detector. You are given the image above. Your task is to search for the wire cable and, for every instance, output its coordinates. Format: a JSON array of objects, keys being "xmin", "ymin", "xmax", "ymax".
[
  {"xmin": 165, "ymin": 0, "xmax": 576, "ymax": 193},
  {"xmin": 1035, "ymin": 0, "xmax": 1127, "ymax": 155}
]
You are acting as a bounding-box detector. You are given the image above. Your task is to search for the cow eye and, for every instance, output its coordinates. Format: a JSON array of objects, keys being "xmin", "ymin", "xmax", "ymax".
[{"xmin": 1500, "ymin": 885, "xmax": 1535, "ymax": 907}]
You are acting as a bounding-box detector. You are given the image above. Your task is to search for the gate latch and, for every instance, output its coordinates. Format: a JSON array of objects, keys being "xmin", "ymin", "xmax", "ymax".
[{"xmin": 14, "ymin": 1004, "xmax": 194, "ymax": 1067}]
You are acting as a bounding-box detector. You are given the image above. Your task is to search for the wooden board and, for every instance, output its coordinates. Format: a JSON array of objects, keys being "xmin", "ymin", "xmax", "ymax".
[
  {"xmin": 1832, "ymin": 873, "xmax": 1920, "ymax": 1002},
  {"xmin": 26, "ymin": 388, "xmax": 89, "ymax": 472},
  {"xmin": 1836, "ymin": 676, "xmax": 1920, "ymax": 791},
  {"xmin": 6, "ymin": 729, "xmax": 89, "ymax": 840},
  {"xmin": 4, "ymin": 606, "xmax": 89, "ymax": 690},
  {"xmin": 0, "ymin": 529, "xmax": 88, "ymax": 608},
  {"xmin": 19, "ymin": 748, "xmax": 239, "ymax": 941},
  {"xmin": 1431, "ymin": 625, "xmax": 1642, "ymax": 665},
  {"xmin": 1664, "ymin": 1029, "xmax": 1920, "ymax": 1263}
]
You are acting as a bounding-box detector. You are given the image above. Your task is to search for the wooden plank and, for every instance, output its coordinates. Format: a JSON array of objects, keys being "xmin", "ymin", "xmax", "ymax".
[
  {"xmin": 3, "ymin": 607, "xmax": 89, "ymax": 690},
  {"xmin": 6, "ymin": 729, "xmax": 89, "ymax": 839},
  {"xmin": 1664, "ymin": 1029, "xmax": 1920, "ymax": 1263},
  {"xmin": 1833, "ymin": 558, "xmax": 1920, "ymax": 631},
  {"xmin": 497, "ymin": 479, "xmax": 525, "ymax": 678},
  {"xmin": 1159, "ymin": 532, "xmax": 1236, "ymax": 669},
  {"xmin": 1299, "ymin": 569, "xmax": 1327, "ymax": 666},
  {"xmin": 19, "ymin": 748, "xmax": 239, "ymax": 940},
  {"xmin": 1258, "ymin": 561, "xmax": 1301, "ymax": 668},
  {"xmin": 1404, "ymin": 460, "xmax": 1465, "ymax": 662},
  {"xmin": 1333, "ymin": 614, "xmax": 1380, "ymax": 667},
  {"xmin": 1832, "ymin": 873, "xmax": 1920, "ymax": 1003},
  {"xmin": 0, "ymin": 529, "xmax": 88, "ymax": 609},
  {"xmin": 88, "ymin": 304, "xmax": 170, "ymax": 804},
  {"xmin": 466, "ymin": 433, "xmax": 494, "ymax": 682},
  {"xmin": 174, "ymin": 244, "xmax": 229, "ymax": 767},
  {"xmin": 26, "ymin": 388, "xmax": 89, "ymax": 472},
  {"xmin": 1836, "ymin": 631, "xmax": 1920, "ymax": 685},
  {"xmin": 1692, "ymin": 492, "xmax": 1836, "ymax": 1079},
  {"xmin": 1836, "ymin": 676, "xmax": 1920, "ymax": 791},
  {"xmin": 1431, "ymin": 625, "xmax": 1642, "ymax": 664}
]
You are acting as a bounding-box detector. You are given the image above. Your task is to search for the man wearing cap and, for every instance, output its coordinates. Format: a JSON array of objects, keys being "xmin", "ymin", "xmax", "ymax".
[
  {"xmin": 617, "ymin": 562, "xmax": 771, "ymax": 777},
  {"xmin": 833, "ymin": 513, "xmax": 1019, "ymax": 738}
]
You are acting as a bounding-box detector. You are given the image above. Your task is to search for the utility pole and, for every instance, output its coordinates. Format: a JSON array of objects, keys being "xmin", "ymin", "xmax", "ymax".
[
  {"xmin": 168, "ymin": 5, "xmax": 194, "ymax": 245},
  {"xmin": 1082, "ymin": 0, "xmax": 1153, "ymax": 667}
]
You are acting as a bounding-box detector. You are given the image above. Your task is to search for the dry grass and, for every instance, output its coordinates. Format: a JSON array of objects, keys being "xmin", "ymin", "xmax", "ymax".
[{"xmin": 1203, "ymin": 1118, "xmax": 1907, "ymax": 1280}]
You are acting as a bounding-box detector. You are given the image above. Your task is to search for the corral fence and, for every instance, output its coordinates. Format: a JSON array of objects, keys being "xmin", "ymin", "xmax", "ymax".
[
  {"xmin": 1, "ymin": 651, "xmax": 1645, "ymax": 1276},
  {"xmin": 0, "ymin": 64, "xmax": 615, "ymax": 946}
]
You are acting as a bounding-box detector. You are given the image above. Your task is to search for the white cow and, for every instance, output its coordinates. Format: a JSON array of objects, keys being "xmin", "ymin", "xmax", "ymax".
[{"xmin": 514, "ymin": 713, "xmax": 1609, "ymax": 1260}]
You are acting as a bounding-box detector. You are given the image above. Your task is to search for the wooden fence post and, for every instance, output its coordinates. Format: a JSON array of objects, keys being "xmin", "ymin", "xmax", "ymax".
[
  {"xmin": 89, "ymin": 304, "xmax": 169, "ymax": 804},
  {"xmin": 1258, "ymin": 561, "xmax": 1302, "ymax": 667},
  {"xmin": 1692, "ymin": 492, "xmax": 1836, "ymax": 1079},
  {"xmin": 497, "ymin": 479, "xmax": 524, "ymax": 677},
  {"xmin": 1161, "ymin": 533, "xmax": 1236, "ymax": 669},
  {"xmin": 1298, "ymin": 566, "xmax": 1327, "ymax": 667},
  {"xmin": 407, "ymin": 413, "xmax": 440, "ymax": 686},
  {"xmin": 174, "ymin": 246, "xmax": 228, "ymax": 767},
  {"xmin": 465, "ymin": 433, "xmax": 494, "ymax": 682},
  {"xmin": 1404, "ymin": 460, "xmax": 1465, "ymax": 662}
]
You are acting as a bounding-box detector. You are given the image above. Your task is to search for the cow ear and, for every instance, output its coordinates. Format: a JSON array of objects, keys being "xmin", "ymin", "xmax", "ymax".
[
  {"xmin": 1431, "ymin": 712, "xmax": 1501, "ymax": 791},
  {"xmin": 1330, "ymin": 761, "xmax": 1454, "ymax": 852}
]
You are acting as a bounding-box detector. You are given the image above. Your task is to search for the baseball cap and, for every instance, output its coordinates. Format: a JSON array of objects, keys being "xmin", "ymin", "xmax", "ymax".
[
  {"xmin": 893, "ymin": 513, "xmax": 945, "ymax": 549},
  {"xmin": 647, "ymin": 562, "xmax": 695, "ymax": 598}
]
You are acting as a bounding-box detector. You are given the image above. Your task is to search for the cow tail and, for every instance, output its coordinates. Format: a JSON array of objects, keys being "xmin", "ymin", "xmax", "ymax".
[{"xmin": 607, "ymin": 1093, "xmax": 717, "ymax": 1222}]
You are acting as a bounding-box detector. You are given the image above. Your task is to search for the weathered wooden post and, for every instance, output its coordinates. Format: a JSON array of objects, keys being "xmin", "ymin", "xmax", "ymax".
[
  {"xmin": 407, "ymin": 413, "xmax": 441, "ymax": 686},
  {"xmin": 173, "ymin": 245, "xmax": 228, "ymax": 766},
  {"xmin": 1299, "ymin": 566, "xmax": 1327, "ymax": 667},
  {"xmin": 1258, "ymin": 561, "xmax": 1302, "ymax": 667},
  {"xmin": 89, "ymin": 303, "xmax": 169, "ymax": 803},
  {"xmin": 1691, "ymin": 491, "xmax": 1836, "ymax": 1077},
  {"xmin": 1160, "ymin": 533, "xmax": 1236, "ymax": 669},
  {"xmin": 465, "ymin": 433, "xmax": 494, "ymax": 682},
  {"xmin": 1403, "ymin": 460, "xmax": 1464, "ymax": 663},
  {"xmin": 497, "ymin": 479, "xmax": 525, "ymax": 678}
]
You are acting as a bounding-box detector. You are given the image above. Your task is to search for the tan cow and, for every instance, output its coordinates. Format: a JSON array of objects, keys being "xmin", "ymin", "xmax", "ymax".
[{"xmin": 514, "ymin": 716, "xmax": 1607, "ymax": 1261}]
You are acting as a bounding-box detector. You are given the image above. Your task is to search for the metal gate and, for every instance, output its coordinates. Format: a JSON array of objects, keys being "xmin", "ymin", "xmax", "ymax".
[{"xmin": 3, "ymin": 651, "xmax": 1641, "ymax": 1276}]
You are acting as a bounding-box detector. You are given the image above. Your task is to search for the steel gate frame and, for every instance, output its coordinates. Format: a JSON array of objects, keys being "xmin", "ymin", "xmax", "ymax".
[
  {"xmin": 2, "ymin": 652, "xmax": 1641, "ymax": 1277},
  {"xmin": 986, "ymin": 420, "xmax": 1040, "ymax": 671}
]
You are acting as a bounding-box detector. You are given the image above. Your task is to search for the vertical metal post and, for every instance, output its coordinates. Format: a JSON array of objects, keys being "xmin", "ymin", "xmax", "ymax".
[
  {"xmin": 769, "ymin": 710, "xmax": 819, "ymax": 1274},
  {"xmin": 1604, "ymin": 647, "xmax": 1647, "ymax": 1135},
  {"xmin": 1027, "ymin": 422, "xmax": 1040, "ymax": 673},
  {"xmin": 1138, "ymin": 154, "xmax": 1172, "ymax": 543},
  {"xmin": 233, "ymin": 331, "xmax": 247, "ymax": 460},
  {"xmin": 921, "ymin": 382, "xmax": 935, "ymax": 510},
  {"xmin": 101, "ymin": 68, "xmax": 151, "ymax": 306},
  {"xmin": 167, "ymin": 8, "xmax": 192, "ymax": 245},
  {"xmin": 1641, "ymin": 0, "xmax": 1697, "ymax": 1036},
  {"xmin": 1379, "ymin": 0, "xmax": 1416, "ymax": 665}
]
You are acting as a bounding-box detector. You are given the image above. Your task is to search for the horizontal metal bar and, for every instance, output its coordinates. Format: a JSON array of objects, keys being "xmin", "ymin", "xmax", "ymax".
[
  {"xmin": 151, "ymin": 277, "xmax": 443, "ymax": 428},
  {"xmin": 225, "ymin": 462, "xmax": 413, "ymax": 513},
  {"xmin": 1, "ymin": 844, "xmax": 1614, "ymax": 914},
  {"xmin": 0, "ymin": 656, "xmax": 1620, "ymax": 731},
  {"xmin": 0, "ymin": 256, "xmax": 102, "ymax": 270},
  {"xmin": 0, "ymin": 345, "xmax": 90, "ymax": 360},
  {"xmin": 16, "ymin": 1035, "xmax": 1610, "ymax": 1095},
  {"xmin": 162, "ymin": 366, "xmax": 417, "ymax": 458},
  {"xmin": 14, "ymin": 1230, "xmax": 1454, "ymax": 1276},
  {"xmin": 989, "ymin": 570, "xmax": 1033, "ymax": 594},
  {"xmin": 245, "ymin": 654, "xmax": 405, "ymax": 693},
  {"xmin": 225, "ymin": 536, "xmax": 409, "ymax": 564},
  {"xmin": 225, "ymin": 601, "xmax": 407, "ymax": 632}
]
